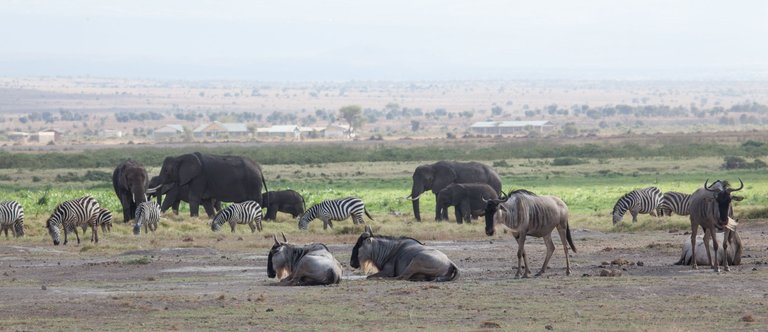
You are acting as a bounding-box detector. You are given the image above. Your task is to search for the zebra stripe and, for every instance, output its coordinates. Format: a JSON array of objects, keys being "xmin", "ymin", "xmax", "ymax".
[
  {"xmin": 299, "ymin": 197, "xmax": 373, "ymax": 230},
  {"xmin": 81, "ymin": 208, "xmax": 114, "ymax": 234},
  {"xmin": 211, "ymin": 201, "xmax": 263, "ymax": 233},
  {"xmin": 612, "ymin": 187, "xmax": 662, "ymax": 224},
  {"xmin": 46, "ymin": 196, "xmax": 101, "ymax": 245},
  {"xmin": 659, "ymin": 191, "xmax": 692, "ymax": 216},
  {"xmin": 134, "ymin": 201, "xmax": 161, "ymax": 235},
  {"xmin": 0, "ymin": 201, "xmax": 24, "ymax": 238}
]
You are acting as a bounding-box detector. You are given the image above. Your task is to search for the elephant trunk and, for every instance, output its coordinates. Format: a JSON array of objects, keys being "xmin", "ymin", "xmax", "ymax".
[{"xmin": 412, "ymin": 199, "xmax": 421, "ymax": 222}]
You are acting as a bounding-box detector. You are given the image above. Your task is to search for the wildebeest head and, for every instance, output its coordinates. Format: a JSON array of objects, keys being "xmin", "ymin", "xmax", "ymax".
[
  {"xmin": 350, "ymin": 225, "xmax": 374, "ymax": 269},
  {"xmin": 267, "ymin": 233, "xmax": 289, "ymax": 279},
  {"xmin": 484, "ymin": 199, "xmax": 503, "ymax": 236},
  {"xmin": 704, "ymin": 178, "xmax": 744, "ymax": 225}
]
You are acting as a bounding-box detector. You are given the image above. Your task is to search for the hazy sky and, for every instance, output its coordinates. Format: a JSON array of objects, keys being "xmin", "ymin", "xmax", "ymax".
[{"xmin": 1, "ymin": 0, "xmax": 766, "ymax": 80}]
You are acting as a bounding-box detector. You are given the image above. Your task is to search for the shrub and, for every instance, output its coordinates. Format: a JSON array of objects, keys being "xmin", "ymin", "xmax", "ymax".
[
  {"xmin": 552, "ymin": 157, "xmax": 587, "ymax": 166},
  {"xmin": 721, "ymin": 156, "xmax": 767, "ymax": 170}
]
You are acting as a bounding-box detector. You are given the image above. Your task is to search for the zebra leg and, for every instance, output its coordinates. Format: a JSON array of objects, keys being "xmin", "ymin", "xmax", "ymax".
[
  {"xmin": 631, "ymin": 209, "xmax": 638, "ymax": 223},
  {"xmin": 537, "ymin": 233, "xmax": 556, "ymax": 277},
  {"xmin": 248, "ymin": 220, "xmax": 256, "ymax": 233},
  {"xmin": 73, "ymin": 227, "xmax": 81, "ymax": 245},
  {"xmin": 230, "ymin": 221, "xmax": 237, "ymax": 233}
]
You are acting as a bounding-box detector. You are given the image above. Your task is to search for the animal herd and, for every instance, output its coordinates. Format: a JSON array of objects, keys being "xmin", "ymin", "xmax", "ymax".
[{"xmin": 0, "ymin": 152, "xmax": 749, "ymax": 285}]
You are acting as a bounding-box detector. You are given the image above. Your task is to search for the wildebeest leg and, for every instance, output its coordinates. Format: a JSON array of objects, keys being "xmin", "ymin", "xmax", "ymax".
[
  {"xmin": 721, "ymin": 229, "xmax": 730, "ymax": 272},
  {"xmin": 515, "ymin": 235, "xmax": 530, "ymax": 278},
  {"xmin": 557, "ymin": 226, "xmax": 572, "ymax": 276},
  {"xmin": 536, "ymin": 234, "xmax": 556, "ymax": 277},
  {"xmin": 708, "ymin": 226, "xmax": 720, "ymax": 272},
  {"xmin": 702, "ymin": 229, "xmax": 713, "ymax": 270},
  {"xmin": 690, "ymin": 224, "xmax": 699, "ymax": 269}
]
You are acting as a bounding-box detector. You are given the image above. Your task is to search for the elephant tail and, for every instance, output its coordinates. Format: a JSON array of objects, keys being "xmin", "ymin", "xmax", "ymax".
[
  {"xmin": 364, "ymin": 207, "xmax": 374, "ymax": 221},
  {"xmin": 261, "ymin": 175, "xmax": 269, "ymax": 208}
]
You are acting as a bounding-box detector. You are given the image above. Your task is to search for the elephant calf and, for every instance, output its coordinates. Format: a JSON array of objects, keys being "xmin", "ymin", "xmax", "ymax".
[
  {"xmin": 262, "ymin": 190, "xmax": 305, "ymax": 220},
  {"xmin": 437, "ymin": 183, "xmax": 499, "ymax": 224}
]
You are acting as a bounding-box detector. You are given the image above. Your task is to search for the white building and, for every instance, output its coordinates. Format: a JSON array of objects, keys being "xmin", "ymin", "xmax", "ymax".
[
  {"xmin": 469, "ymin": 120, "xmax": 554, "ymax": 135},
  {"xmin": 193, "ymin": 122, "xmax": 249, "ymax": 138}
]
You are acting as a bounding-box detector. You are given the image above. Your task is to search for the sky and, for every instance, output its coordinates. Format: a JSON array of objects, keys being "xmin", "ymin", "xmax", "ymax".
[{"xmin": 0, "ymin": 0, "xmax": 766, "ymax": 81}]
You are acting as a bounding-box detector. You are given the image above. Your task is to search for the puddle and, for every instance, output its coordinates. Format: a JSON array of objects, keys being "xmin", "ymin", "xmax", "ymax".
[
  {"xmin": 121, "ymin": 247, "xmax": 219, "ymax": 257},
  {"xmin": 341, "ymin": 275, "xmax": 368, "ymax": 281},
  {"xmin": 161, "ymin": 266, "xmax": 265, "ymax": 273}
]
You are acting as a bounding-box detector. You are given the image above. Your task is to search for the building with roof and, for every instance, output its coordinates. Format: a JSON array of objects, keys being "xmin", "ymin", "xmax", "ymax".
[
  {"xmin": 469, "ymin": 120, "xmax": 554, "ymax": 135},
  {"xmin": 256, "ymin": 125, "xmax": 301, "ymax": 140},
  {"xmin": 193, "ymin": 122, "xmax": 249, "ymax": 138},
  {"xmin": 154, "ymin": 124, "xmax": 185, "ymax": 139}
]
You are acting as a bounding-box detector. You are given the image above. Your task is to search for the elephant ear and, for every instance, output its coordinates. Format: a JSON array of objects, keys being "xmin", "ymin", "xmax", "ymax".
[
  {"xmin": 432, "ymin": 163, "xmax": 457, "ymax": 192},
  {"xmin": 177, "ymin": 154, "xmax": 203, "ymax": 186}
]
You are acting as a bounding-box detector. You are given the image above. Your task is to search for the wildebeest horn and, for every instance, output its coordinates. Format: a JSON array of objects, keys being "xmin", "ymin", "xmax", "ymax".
[
  {"xmin": 483, "ymin": 197, "xmax": 506, "ymax": 204},
  {"xmin": 273, "ymin": 234, "xmax": 280, "ymax": 246},
  {"xmin": 704, "ymin": 179, "xmax": 716, "ymax": 192},
  {"xmin": 364, "ymin": 225, "xmax": 373, "ymax": 235},
  {"xmin": 281, "ymin": 232, "xmax": 287, "ymax": 243},
  {"xmin": 728, "ymin": 178, "xmax": 744, "ymax": 192}
]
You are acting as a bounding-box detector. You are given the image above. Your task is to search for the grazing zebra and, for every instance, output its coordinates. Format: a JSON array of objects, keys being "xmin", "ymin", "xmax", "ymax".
[
  {"xmin": 133, "ymin": 201, "xmax": 161, "ymax": 235},
  {"xmin": 659, "ymin": 191, "xmax": 692, "ymax": 217},
  {"xmin": 81, "ymin": 208, "xmax": 114, "ymax": 234},
  {"xmin": 298, "ymin": 197, "xmax": 373, "ymax": 230},
  {"xmin": 0, "ymin": 201, "xmax": 24, "ymax": 238},
  {"xmin": 612, "ymin": 187, "xmax": 662, "ymax": 225},
  {"xmin": 211, "ymin": 201, "xmax": 263, "ymax": 233},
  {"xmin": 46, "ymin": 196, "xmax": 101, "ymax": 245}
]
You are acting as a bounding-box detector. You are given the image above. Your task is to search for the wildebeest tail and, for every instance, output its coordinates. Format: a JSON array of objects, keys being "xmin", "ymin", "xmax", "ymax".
[
  {"xmin": 566, "ymin": 224, "xmax": 577, "ymax": 253},
  {"xmin": 364, "ymin": 208, "xmax": 374, "ymax": 221},
  {"xmin": 435, "ymin": 263, "xmax": 459, "ymax": 282}
]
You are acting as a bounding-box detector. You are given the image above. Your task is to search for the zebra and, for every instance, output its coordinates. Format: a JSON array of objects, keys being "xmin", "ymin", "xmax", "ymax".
[
  {"xmin": 211, "ymin": 200, "xmax": 263, "ymax": 233},
  {"xmin": 134, "ymin": 201, "xmax": 161, "ymax": 235},
  {"xmin": 298, "ymin": 197, "xmax": 373, "ymax": 230},
  {"xmin": 46, "ymin": 196, "xmax": 101, "ymax": 245},
  {"xmin": 658, "ymin": 191, "xmax": 692, "ymax": 217},
  {"xmin": 81, "ymin": 208, "xmax": 114, "ymax": 234},
  {"xmin": 612, "ymin": 187, "xmax": 662, "ymax": 225},
  {"xmin": 0, "ymin": 201, "xmax": 24, "ymax": 238}
]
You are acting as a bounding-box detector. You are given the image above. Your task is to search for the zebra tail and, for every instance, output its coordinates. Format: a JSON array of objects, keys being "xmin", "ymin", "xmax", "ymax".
[
  {"xmin": 364, "ymin": 208, "xmax": 374, "ymax": 221},
  {"xmin": 566, "ymin": 224, "xmax": 577, "ymax": 253}
]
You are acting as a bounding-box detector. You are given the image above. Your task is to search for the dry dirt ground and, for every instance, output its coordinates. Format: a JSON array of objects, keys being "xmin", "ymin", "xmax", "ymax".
[{"xmin": 2, "ymin": 221, "xmax": 768, "ymax": 331}]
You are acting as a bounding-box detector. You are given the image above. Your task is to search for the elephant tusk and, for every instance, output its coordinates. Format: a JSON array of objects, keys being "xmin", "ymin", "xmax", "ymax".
[
  {"xmin": 146, "ymin": 184, "xmax": 163, "ymax": 194},
  {"xmin": 405, "ymin": 194, "xmax": 422, "ymax": 201}
]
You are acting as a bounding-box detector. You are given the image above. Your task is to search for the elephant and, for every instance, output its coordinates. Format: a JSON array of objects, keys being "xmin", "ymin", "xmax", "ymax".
[
  {"xmin": 407, "ymin": 161, "xmax": 502, "ymax": 221},
  {"xmin": 437, "ymin": 183, "xmax": 499, "ymax": 224},
  {"xmin": 147, "ymin": 152, "xmax": 267, "ymax": 217},
  {"xmin": 262, "ymin": 190, "xmax": 305, "ymax": 220},
  {"xmin": 112, "ymin": 160, "xmax": 149, "ymax": 223},
  {"xmin": 147, "ymin": 176, "xmax": 221, "ymax": 217}
]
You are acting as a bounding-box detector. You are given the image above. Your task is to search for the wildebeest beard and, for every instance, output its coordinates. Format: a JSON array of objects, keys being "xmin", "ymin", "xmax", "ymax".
[{"xmin": 268, "ymin": 243, "xmax": 331, "ymax": 279}]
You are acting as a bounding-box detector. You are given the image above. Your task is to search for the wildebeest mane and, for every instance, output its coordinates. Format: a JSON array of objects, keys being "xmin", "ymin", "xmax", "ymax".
[{"xmin": 507, "ymin": 189, "xmax": 537, "ymax": 197}]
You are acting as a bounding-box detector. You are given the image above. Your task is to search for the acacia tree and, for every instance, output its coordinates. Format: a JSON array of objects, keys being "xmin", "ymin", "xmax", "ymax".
[{"xmin": 339, "ymin": 105, "xmax": 364, "ymax": 137}]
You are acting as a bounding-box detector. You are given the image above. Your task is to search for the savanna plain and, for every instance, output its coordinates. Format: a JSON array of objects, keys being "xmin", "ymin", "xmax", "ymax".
[{"xmin": 1, "ymin": 137, "xmax": 768, "ymax": 331}]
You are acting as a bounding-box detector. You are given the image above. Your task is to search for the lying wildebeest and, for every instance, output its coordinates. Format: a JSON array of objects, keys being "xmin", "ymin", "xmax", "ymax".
[
  {"xmin": 267, "ymin": 233, "xmax": 342, "ymax": 286},
  {"xmin": 688, "ymin": 179, "xmax": 743, "ymax": 272},
  {"xmin": 675, "ymin": 230, "xmax": 742, "ymax": 266},
  {"xmin": 485, "ymin": 189, "xmax": 576, "ymax": 278},
  {"xmin": 350, "ymin": 225, "xmax": 459, "ymax": 281}
]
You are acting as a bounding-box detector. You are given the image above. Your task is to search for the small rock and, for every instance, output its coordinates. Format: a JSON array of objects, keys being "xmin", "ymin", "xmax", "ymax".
[
  {"xmin": 668, "ymin": 229, "xmax": 678, "ymax": 233},
  {"xmin": 753, "ymin": 268, "xmax": 758, "ymax": 271},
  {"xmin": 545, "ymin": 324, "xmax": 553, "ymax": 330},
  {"xmin": 741, "ymin": 314, "xmax": 755, "ymax": 322},
  {"xmin": 636, "ymin": 261, "xmax": 644, "ymax": 266},
  {"xmin": 266, "ymin": 308, "xmax": 274, "ymax": 312},
  {"xmin": 601, "ymin": 261, "xmax": 610, "ymax": 266},
  {"xmin": 480, "ymin": 321, "xmax": 501, "ymax": 328},
  {"xmin": 182, "ymin": 236, "xmax": 194, "ymax": 242},
  {"xmin": 599, "ymin": 269, "xmax": 622, "ymax": 277},
  {"xmin": 41, "ymin": 285, "xmax": 47, "ymax": 290},
  {"xmin": 611, "ymin": 258, "xmax": 630, "ymax": 266},
  {"xmin": 217, "ymin": 295, "xmax": 225, "ymax": 300},
  {"xmin": 581, "ymin": 273, "xmax": 591, "ymax": 277}
]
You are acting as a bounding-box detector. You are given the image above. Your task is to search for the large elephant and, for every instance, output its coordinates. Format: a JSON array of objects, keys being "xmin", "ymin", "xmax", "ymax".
[
  {"xmin": 147, "ymin": 152, "xmax": 267, "ymax": 217},
  {"xmin": 147, "ymin": 176, "xmax": 221, "ymax": 217},
  {"xmin": 437, "ymin": 183, "xmax": 499, "ymax": 224},
  {"xmin": 407, "ymin": 161, "xmax": 502, "ymax": 221},
  {"xmin": 112, "ymin": 160, "xmax": 149, "ymax": 223},
  {"xmin": 262, "ymin": 190, "xmax": 305, "ymax": 220}
]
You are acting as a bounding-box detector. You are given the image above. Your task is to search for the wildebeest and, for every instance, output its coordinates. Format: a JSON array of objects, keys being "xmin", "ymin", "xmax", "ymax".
[
  {"xmin": 350, "ymin": 225, "xmax": 459, "ymax": 282},
  {"xmin": 485, "ymin": 189, "xmax": 576, "ymax": 278},
  {"xmin": 675, "ymin": 230, "xmax": 742, "ymax": 266},
  {"xmin": 688, "ymin": 179, "xmax": 743, "ymax": 272},
  {"xmin": 267, "ymin": 233, "xmax": 342, "ymax": 286},
  {"xmin": 612, "ymin": 187, "xmax": 662, "ymax": 224}
]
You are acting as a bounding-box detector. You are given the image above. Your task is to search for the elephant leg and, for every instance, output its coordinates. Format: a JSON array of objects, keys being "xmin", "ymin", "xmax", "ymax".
[
  {"xmin": 202, "ymin": 201, "xmax": 215, "ymax": 218},
  {"xmin": 434, "ymin": 196, "xmax": 443, "ymax": 221},
  {"xmin": 172, "ymin": 200, "xmax": 180, "ymax": 215},
  {"xmin": 454, "ymin": 205, "xmax": 462, "ymax": 224},
  {"xmin": 120, "ymin": 194, "xmax": 132, "ymax": 223},
  {"xmin": 460, "ymin": 200, "xmax": 471, "ymax": 224},
  {"xmin": 189, "ymin": 199, "xmax": 200, "ymax": 217}
]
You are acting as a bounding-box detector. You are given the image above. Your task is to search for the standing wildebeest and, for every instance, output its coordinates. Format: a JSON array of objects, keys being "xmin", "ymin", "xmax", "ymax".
[
  {"xmin": 675, "ymin": 230, "xmax": 742, "ymax": 266},
  {"xmin": 407, "ymin": 161, "xmax": 502, "ymax": 221},
  {"xmin": 298, "ymin": 197, "xmax": 373, "ymax": 230},
  {"xmin": 436, "ymin": 183, "xmax": 499, "ymax": 224},
  {"xmin": 688, "ymin": 179, "xmax": 743, "ymax": 272},
  {"xmin": 485, "ymin": 190, "xmax": 576, "ymax": 278},
  {"xmin": 350, "ymin": 225, "xmax": 459, "ymax": 281},
  {"xmin": 262, "ymin": 190, "xmax": 305, "ymax": 220},
  {"xmin": 612, "ymin": 187, "xmax": 662, "ymax": 224},
  {"xmin": 658, "ymin": 191, "xmax": 692, "ymax": 217},
  {"xmin": 267, "ymin": 233, "xmax": 342, "ymax": 286}
]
